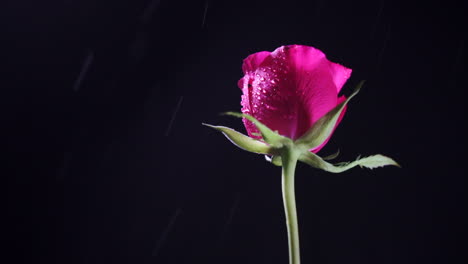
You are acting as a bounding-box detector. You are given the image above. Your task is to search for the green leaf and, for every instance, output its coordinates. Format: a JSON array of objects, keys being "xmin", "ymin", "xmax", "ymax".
[
  {"xmin": 298, "ymin": 150, "xmax": 400, "ymax": 173},
  {"xmin": 295, "ymin": 81, "xmax": 364, "ymax": 150},
  {"xmin": 354, "ymin": 154, "xmax": 401, "ymax": 169},
  {"xmin": 223, "ymin": 112, "xmax": 291, "ymax": 148},
  {"xmin": 203, "ymin": 123, "xmax": 278, "ymax": 155}
]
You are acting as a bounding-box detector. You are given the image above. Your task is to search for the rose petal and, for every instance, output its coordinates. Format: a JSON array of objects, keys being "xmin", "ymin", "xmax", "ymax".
[
  {"xmin": 329, "ymin": 62, "xmax": 352, "ymax": 93},
  {"xmin": 242, "ymin": 51, "xmax": 271, "ymax": 74},
  {"xmin": 309, "ymin": 95, "xmax": 347, "ymax": 153},
  {"xmin": 240, "ymin": 73, "xmax": 260, "ymax": 138},
  {"xmin": 239, "ymin": 51, "xmax": 271, "ymax": 123},
  {"xmin": 242, "ymin": 45, "xmax": 339, "ymax": 139},
  {"xmin": 237, "ymin": 77, "xmax": 245, "ymax": 90},
  {"xmin": 239, "ymin": 45, "xmax": 352, "ymax": 149}
]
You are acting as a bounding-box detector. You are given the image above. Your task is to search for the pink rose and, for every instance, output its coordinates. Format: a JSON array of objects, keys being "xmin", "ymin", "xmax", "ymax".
[
  {"xmin": 238, "ymin": 45, "xmax": 352, "ymax": 153},
  {"xmin": 204, "ymin": 44, "xmax": 398, "ymax": 264}
]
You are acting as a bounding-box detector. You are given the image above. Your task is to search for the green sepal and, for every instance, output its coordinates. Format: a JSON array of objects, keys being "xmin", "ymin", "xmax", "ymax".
[
  {"xmin": 265, "ymin": 155, "xmax": 283, "ymax": 166},
  {"xmin": 223, "ymin": 112, "xmax": 291, "ymax": 148},
  {"xmin": 295, "ymin": 81, "xmax": 364, "ymax": 150},
  {"xmin": 323, "ymin": 149, "xmax": 340, "ymax": 160},
  {"xmin": 271, "ymin": 155, "xmax": 283, "ymax": 166},
  {"xmin": 298, "ymin": 150, "xmax": 400, "ymax": 173},
  {"xmin": 203, "ymin": 123, "xmax": 279, "ymax": 155},
  {"xmin": 205, "ymin": 107, "xmax": 400, "ymax": 174}
]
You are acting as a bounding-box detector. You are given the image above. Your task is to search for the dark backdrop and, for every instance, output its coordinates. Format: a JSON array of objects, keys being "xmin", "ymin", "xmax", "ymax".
[{"xmin": 2, "ymin": 0, "xmax": 466, "ymax": 263}]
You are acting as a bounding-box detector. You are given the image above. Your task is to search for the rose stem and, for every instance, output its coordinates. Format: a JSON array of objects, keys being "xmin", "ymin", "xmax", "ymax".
[{"xmin": 281, "ymin": 147, "xmax": 301, "ymax": 264}]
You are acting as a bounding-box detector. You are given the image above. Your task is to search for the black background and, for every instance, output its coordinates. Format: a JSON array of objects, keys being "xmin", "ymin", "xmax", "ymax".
[{"xmin": 2, "ymin": 0, "xmax": 466, "ymax": 263}]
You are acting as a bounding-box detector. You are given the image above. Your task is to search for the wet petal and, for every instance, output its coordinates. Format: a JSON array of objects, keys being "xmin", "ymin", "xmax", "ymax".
[
  {"xmin": 309, "ymin": 95, "xmax": 347, "ymax": 153},
  {"xmin": 242, "ymin": 51, "xmax": 270, "ymax": 74},
  {"xmin": 239, "ymin": 45, "xmax": 351, "ymax": 149},
  {"xmin": 329, "ymin": 62, "xmax": 352, "ymax": 93}
]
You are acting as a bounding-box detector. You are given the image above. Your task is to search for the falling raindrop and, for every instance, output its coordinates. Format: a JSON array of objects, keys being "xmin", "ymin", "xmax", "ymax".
[
  {"xmin": 73, "ymin": 51, "xmax": 94, "ymax": 92},
  {"xmin": 152, "ymin": 208, "xmax": 182, "ymax": 257},
  {"xmin": 165, "ymin": 96, "xmax": 184, "ymax": 136},
  {"xmin": 201, "ymin": 0, "xmax": 209, "ymax": 28},
  {"xmin": 140, "ymin": 0, "xmax": 161, "ymax": 23}
]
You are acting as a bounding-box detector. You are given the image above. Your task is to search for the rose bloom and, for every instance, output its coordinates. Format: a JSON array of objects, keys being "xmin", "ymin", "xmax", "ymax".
[{"xmin": 238, "ymin": 45, "xmax": 352, "ymax": 153}]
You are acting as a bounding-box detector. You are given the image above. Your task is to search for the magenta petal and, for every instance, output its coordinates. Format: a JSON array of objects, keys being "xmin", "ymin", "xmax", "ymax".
[
  {"xmin": 239, "ymin": 45, "xmax": 352, "ymax": 150},
  {"xmin": 309, "ymin": 96, "xmax": 347, "ymax": 153},
  {"xmin": 329, "ymin": 62, "xmax": 352, "ymax": 93},
  {"xmin": 240, "ymin": 73, "xmax": 261, "ymax": 139},
  {"xmin": 237, "ymin": 77, "xmax": 245, "ymax": 89},
  {"xmin": 247, "ymin": 45, "xmax": 339, "ymax": 139},
  {"xmin": 242, "ymin": 51, "xmax": 271, "ymax": 74}
]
